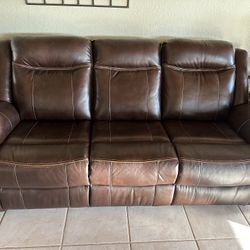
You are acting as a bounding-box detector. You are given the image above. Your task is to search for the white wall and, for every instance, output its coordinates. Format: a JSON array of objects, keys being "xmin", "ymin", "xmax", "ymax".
[{"xmin": 0, "ymin": 0, "xmax": 250, "ymax": 64}]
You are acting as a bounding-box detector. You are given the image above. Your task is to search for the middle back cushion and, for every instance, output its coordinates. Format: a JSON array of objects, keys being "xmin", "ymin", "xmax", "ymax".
[
  {"xmin": 12, "ymin": 36, "xmax": 92, "ymax": 120},
  {"xmin": 94, "ymin": 39, "xmax": 161, "ymax": 120}
]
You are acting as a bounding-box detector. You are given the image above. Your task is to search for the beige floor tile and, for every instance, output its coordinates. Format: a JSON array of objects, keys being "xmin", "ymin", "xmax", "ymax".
[
  {"xmin": 185, "ymin": 206, "xmax": 250, "ymax": 240},
  {"xmin": 128, "ymin": 206, "xmax": 194, "ymax": 242},
  {"xmin": 198, "ymin": 238, "xmax": 250, "ymax": 250},
  {"xmin": 63, "ymin": 244, "xmax": 130, "ymax": 250},
  {"xmin": 63, "ymin": 207, "xmax": 129, "ymax": 245},
  {"xmin": 0, "ymin": 208, "xmax": 67, "ymax": 248},
  {"xmin": 239, "ymin": 205, "xmax": 250, "ymax": 224},
  {"xmin": 132, "ymin": 241, "xmax": 198, "ymax": 250},
  {"xmin": 1, "ymin": 248, "xmax": 60, "ymax": 250}
]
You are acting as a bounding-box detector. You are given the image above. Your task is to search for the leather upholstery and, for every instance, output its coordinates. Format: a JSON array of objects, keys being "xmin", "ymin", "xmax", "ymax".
[
  {"xmin": 174, "ymin": 185, "xmax": 250, "ymax": 205},
  {"xmin": 92, "ymin": 121, "xmax": 169, "ymax": 143},
  {"xmin": 0, "ymin": 36, "xmax": 249, "ymax": 208},
  {"xmin": 162, "ymin": 39, "xmax": 236, "ymax": 120},
  {"xmin": 0, "ymin": 41, "xmax": 12, "ymax": 102},
  {"xmin": 0, "ymin": 121, "xmax": 90, "ymax": 209},
  {"xmin": 11, "ymin": 36, "xmax": 92, "ymax": 120},
  {"xmin": 175, "ymin": 143, "xmax": 250, "ymax": 187},
  {"xmin": 164, "ymin": 120, "xmax": 244, "ymax": 144},
  {"xmin": 90, "ymin": 121, "xmax": 178, "ymax": 205},
  {"xmin": 228, "ymin": 104, "xmax": 250, "ymax": 143},
  {"xmin": 234, "ymin": 49, "xmax": 249, "ymax": 105},
  {"xmin": 0, "ymin": 101, "xmax": 20, "ymax": 144},
  {"xmin": 94, "ymin": 39, "xmax": 161, "ymax": 120}
]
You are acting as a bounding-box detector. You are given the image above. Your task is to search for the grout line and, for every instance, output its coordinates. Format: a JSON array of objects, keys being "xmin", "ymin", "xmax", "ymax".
[
  {"xmin": 60, "ymin": 208, "xmax": 69, "ymax": 250},
  {"xmin": 238, "ymin": 205, "xmax": 250, "ymax": 226},
  {"xmin": 0, "ymin": 211, "xmax": 6, "ymax": 225},
  {"xmin": 126, "ymin": 207, "xmax": 132, "ymax": 250},
  {"xmin": 183, "ymin": 206, "xmax": 200, "ymax": 250}
]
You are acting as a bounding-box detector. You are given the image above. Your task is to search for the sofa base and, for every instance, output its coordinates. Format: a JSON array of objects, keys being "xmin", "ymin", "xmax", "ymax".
[
  {"xmin": 0, "ymin": 186, "xmax": 89, "ymax": 210},
  {"xmin": 91, "ymin": 185, "xmax": 175, "ymax": 206},
  {"xmin": 173, "ymin": 185, "xmax": 250, "ymax": 205}
]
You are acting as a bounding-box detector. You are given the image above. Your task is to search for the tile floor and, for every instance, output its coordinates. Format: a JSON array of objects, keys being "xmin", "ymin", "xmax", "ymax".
[{"xmin": 0, "ymin": 205, "xmax": 250, "ymax": 249}]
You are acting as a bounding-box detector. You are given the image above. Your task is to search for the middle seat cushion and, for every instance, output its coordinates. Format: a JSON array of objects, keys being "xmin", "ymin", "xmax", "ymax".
[
  {"xmin": 93, "ymin": 39, "xmax": 161, "ymax": 120},
  {"xmin": 163, "ymin": 120, "xmax": 245, "ymax": 144},
  {"xmin": 90, "ymin": 121, "xmax": 179, "ymax": 187}
]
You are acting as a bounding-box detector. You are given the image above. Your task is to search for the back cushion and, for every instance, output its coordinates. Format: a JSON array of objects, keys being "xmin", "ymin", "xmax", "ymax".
[
  {"xmin": 94, "ymin": 39, "xmax": 161, "ymax": 120},
  {"xmin": 162, "ymin": 39, "xmax": 236, "ymax": 120},
  {"xmin": 11, "ymin": 36, "xmax": 92, "ymax": 120}
]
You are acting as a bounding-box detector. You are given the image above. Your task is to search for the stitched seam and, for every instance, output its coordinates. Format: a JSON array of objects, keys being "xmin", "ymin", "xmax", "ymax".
[
  {"xmin": 180, "ymin": 158, "xmax": 250, "ymax": 163},
  {"xmin": 146, "ymin": 122, "xmax": 153, "ymax": 142},
  {"xmin": 0, "ymin": 112, "xmax": 13, "ymax": 129},
  {"xmin": 0, "ymin": 159, "xmax": 88, "ymax": 166},
  {"xmin": 239, "ymin": 162, "xmax": 247, "ymax": 186},
  {"xmin": 13, "ymin": 62, "xmax": 91, "ymax": 71},
  {"xmin": 180, "ymin": 72, "xmax": 185, "ymax": 119},
  {"xmin": 163, "ymin": 64, "xmax": 235, "ymax": 72},
  {"xmin": 14, "ymin": 164, "xmax": 26, "ymax": 209},
  {"xmin": 109, "ymin": 69, "xmax": 112, "ymax": 121},
  {"xmin": 237, "ymin": 119, "xmax": 250, "ymax": 133},
  {"xmin": 212, "ymin": 122, "xmax": 230, "ymax": 139},
  {"xmin": 109, "ymin": 162, "xmax": 112, "ymax": 205},
  {"xmin": 65, "ymin": 164, "xmax": 70, "ymax": 207},
  {"xmin": 92, "ymin": 184, "xmax": 175, "ymax": 188},
  {"xmin": 108, "ymin": 121, "xmax": 112, "ymax": 143},
  {"xmin": 31, "ymin": 71, "xmax": 37, "ymax": 120},
  {"xmin": 197, "ymin": 73, "xmax": 201, "ymax": 115},
  {"xmin": 196, "ymin": 162, "xmax": 202, "ymax": 186},
  {"xmin": 71, "ymin": 72, "xmax": 75, "ymax": 120},
  {"xmin": 68, "ymin": 122, "xmax": 75, "ymax": 144},
  {"xmin": 215, "ymin": 72, "xmax": 220, "ymax": 120},
  {"xmin": 22, "ymin": 121, "xmax": 38, "ymax": 145},
  {"xmin": 145, "ymin": 70, "xmax": 149, "ymax": 120},
  {"xmin": 92, "ymin": 158, "xmax": 177, "ymax": 163},
  {"xmin": 95, "ymin": 65, "xmax": 160, "ymax": 71}
]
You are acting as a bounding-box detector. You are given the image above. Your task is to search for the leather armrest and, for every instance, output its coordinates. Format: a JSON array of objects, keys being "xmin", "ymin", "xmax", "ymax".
[
  {"xmin": 0, "ymin": 101, "xmax": 20, "ymax": 144},
  {"xmin": 228, "ymin": 104, "xmax": 250, "ymax": 143}
]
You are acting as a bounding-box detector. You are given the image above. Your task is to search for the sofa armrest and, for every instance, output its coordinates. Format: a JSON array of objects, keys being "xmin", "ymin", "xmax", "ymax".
[
  {"xmin": 0, "ymin": 101, "xmax": 20, "ymax": 144},
  {"xmin": 228, "ymin": 104, "xmax": 250, "ymax": 143}
]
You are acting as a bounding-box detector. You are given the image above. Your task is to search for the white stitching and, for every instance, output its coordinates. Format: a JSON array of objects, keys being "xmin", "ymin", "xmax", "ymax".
[
  {"xmin": 13, "ymin": 62, "xmax": 91, "ymax": 71},
  {"xmin": 22, "ymin": 121, "xmax": 38, "ymax": 145},
  {"xmin": 14, "ymin": 164, "xmax": 26, "ymax": 209},
  {"xmin": 31, "ymin": 71, "xmax": 37, "ymax": 120},
  {"xmin": 145, "ymin": 70, "xmax": 150, "ymax": 120},
  {"xmin": 0, "ymin": 112, "xmax": 13, "ymax": 129},
  {"xmin": 108, "ymin": 69, "xmax": 112, "ymax": 121},
  {"xmin": 71, "ymin": 72, "xmax": 75, "ymax": 120},
  {"xmin": 65, "ymin": 164, "xmax": 71, "ymax": 207}
]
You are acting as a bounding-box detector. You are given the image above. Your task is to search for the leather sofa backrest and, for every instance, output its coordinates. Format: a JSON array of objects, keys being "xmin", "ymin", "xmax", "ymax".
[
  {"xmin": 234, "ymin": 49, "xmax": 249, "ymax": 105},
  {"xmin": 162, "ymin": 39, "xmax": 236, "ymax": 120},
  {"xmin": 0, "ymin": 40, "xmax": 12, "ymax": 103},
  {"xmin": 94, "ymin": 39, "xmax": 161, "ymax": 120},
  {"xmin": 11, "ymin": 36, "xmax": 92, "ymax": 120}
]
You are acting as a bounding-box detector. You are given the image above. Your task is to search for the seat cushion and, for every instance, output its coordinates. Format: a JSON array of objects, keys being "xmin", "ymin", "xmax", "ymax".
[
  {"xmin": 92, "ymin": 121, "xmax": 169, "ymax": 143},
  {"xmin": 175, "ymin": 143, "xmax": 250, "ymax": 187},
  {"xmin": 164, "ymin": 120, "xmax": 245, "ymax": 144},
  {"xmin": 0, "ymin": 121, "xmax": 90, "ymax": 209},
  {"xmin": 90, "ymin": 121, "xmax": 179, "ymax": 206}
]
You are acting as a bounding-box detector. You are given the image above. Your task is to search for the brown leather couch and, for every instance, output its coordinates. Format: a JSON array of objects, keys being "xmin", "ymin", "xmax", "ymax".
[{"xmin": 0, "ymin": 36, "xmax": 249, "ymax": 210}]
